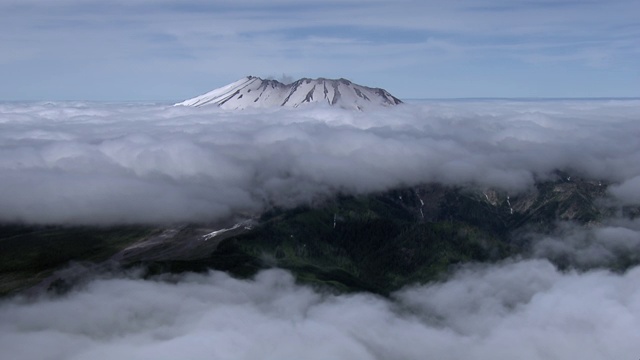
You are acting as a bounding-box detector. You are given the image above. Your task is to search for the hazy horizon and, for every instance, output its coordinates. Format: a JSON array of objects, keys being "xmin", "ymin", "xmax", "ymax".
[{"xmin": 3, "ymin": 96, "xmax": 640, "ymax": 103}]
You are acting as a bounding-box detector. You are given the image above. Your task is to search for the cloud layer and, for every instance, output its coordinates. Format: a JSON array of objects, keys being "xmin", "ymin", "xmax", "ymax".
[
  {"xmin": 1, "ymin": 260, "xmax": 639, "ymax": 360},
  {"xmin": 1, "ymin": 100, "xmax": 639, "ymax": 224},
  {"xmin": 2, "ymin": 100, "xmax": 640, "ymax": 359}
]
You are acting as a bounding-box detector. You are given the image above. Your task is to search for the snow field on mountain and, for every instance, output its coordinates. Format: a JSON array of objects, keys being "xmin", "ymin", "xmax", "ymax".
[{"xmin": 175, "ymin": 76, "xmax": 402, "ymax": 110}]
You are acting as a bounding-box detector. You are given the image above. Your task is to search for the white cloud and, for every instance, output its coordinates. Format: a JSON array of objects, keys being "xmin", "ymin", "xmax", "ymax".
[
  {"xmin": 0, "ymin": 100, "xmax": 639, "ymax": 224},
  {"xmin": 1, "ymin": 260, "xmax": 638, "ymax": 359},
  {"xmin": 524, "ymin": 218, "xmax": 640, "ymax": 268},
  {"xmin": 1, "ymin": 99, "xmax": 639, "ymax": 359},
  {"xmin": 609, "ymin": 175, "xmax": 640, "ymax": 205}
]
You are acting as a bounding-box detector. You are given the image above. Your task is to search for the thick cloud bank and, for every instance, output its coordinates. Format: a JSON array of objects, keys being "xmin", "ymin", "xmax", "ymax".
[
  {"xmin": 3, "ymin": 100, "xmax": 639, "ymax": 360},
  {"xmin": 1, "ymin": 100, "xmax": 639, "ymax": 224},
  {"xmin": 1, "ymin": 261, "xmax": 638, "ymax": 360}
]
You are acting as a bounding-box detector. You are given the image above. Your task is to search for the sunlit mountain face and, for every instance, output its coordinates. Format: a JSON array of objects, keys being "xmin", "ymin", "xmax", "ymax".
[{"xmin": 175, "ymin": 76, "xmax": 402, "ymax": 110}]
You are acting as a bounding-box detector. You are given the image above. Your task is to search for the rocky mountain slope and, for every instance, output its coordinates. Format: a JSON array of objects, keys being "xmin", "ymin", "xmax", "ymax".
[
  {"xmin": 175, "ymin": 76, "xmax": 403, "ymax": 110},
  {"xmin": 2, "ymin": 172, "xmax": 635, "ymax": 296}
]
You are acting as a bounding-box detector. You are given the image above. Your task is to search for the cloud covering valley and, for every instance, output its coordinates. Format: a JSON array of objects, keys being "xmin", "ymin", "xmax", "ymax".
[
  {"xmin": 1, "ymin": 99, "xmax": 639, "ymax": 224},
  {"xmin": 2, "ymin": 100, "xmax": 640, "ymax": 359}
]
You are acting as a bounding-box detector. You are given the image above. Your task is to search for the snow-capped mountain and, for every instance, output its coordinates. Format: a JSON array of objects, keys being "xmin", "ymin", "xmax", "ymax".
[{"xmin": 175, "ymin": 76, "xmax": 403, "ymax": 110}]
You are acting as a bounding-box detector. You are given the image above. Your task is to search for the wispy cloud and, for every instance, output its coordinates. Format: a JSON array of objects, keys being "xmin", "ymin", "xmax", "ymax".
[{"xmin": 0, "ymin": 0, "xmax": 638, "ymax": 99}]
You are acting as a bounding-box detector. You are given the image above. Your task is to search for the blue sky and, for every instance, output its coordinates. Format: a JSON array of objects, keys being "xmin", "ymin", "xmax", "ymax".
[{"xmin": 1, "ymin": 0, "xmax": 638, "ymax": 101}]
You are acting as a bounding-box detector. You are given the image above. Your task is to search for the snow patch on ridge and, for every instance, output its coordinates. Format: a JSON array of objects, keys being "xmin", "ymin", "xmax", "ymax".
[{"xmin": 176, "ymin": 76, "xmax": 403, "ymax": 111}]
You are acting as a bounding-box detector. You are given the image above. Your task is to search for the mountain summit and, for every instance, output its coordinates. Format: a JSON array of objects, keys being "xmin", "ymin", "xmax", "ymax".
[{"xmin": 175, "ymin": 76, "xmax": 403, "ymax": 110}]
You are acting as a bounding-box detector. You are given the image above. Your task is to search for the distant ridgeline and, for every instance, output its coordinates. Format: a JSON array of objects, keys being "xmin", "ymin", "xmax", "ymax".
[
  {"xmin": 175, "ymin": 76, "xmax": 403, "ymax": 110},
  {"xmin": 2, "ymin": 172, "xmax": 638, "ymax": 297}
]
